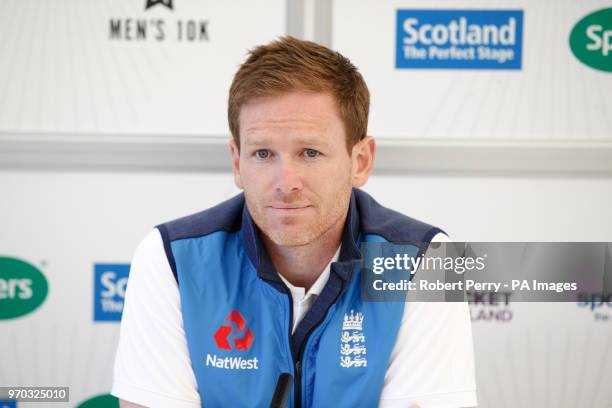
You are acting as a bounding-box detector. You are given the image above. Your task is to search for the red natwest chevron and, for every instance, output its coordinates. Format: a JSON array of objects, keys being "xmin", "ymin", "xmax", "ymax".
[
  {"xmin": 213, "ymin": 325, "xmax": 233, "ymax": 350},
  {"xmin": 227, "ymin": 310, "xmax": 246, "ymax": 331},
  {"xmin": 213, "ymin": 310, "xmax": 254, "ymax": 351}
]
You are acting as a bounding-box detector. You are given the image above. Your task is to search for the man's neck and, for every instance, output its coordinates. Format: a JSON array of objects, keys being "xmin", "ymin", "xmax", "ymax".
[{"xmin": 263, "ymin": 215, "xmax": 346, "ymax": 292}]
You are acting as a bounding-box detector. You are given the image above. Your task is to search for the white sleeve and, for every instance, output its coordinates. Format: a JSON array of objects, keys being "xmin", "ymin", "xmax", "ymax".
[
  {"xmin": 379, "ymin": 232, "xmax": 478, "ymax": 408},
  {"xmin": 111, "ymin": 229, "xmax": 200, "ymax": 408}
]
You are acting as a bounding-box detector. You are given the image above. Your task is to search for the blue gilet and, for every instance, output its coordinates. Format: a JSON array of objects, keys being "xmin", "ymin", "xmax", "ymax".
[{"xmin": 156, "ymin": 189, "xmax": 442, "ymax": 408}]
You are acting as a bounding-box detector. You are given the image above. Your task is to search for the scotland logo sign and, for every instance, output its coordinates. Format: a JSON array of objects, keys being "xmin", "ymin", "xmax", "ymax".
[
  {"xmin": 94, "ymin": 263, "xmax": 130, "ymax": 322},
  {"xmin": 396, "ymin": 9, "xmax": 523, "ymax": 69}
]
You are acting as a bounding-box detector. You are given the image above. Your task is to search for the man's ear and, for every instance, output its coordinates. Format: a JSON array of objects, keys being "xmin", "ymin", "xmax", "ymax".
[
  {"xmin": 351, "ymin": 136, "xmax": 376, "ymax": 188},
  {"xmin": 229, "ymin": 139, "xmax": 243, "ymax": 189}
]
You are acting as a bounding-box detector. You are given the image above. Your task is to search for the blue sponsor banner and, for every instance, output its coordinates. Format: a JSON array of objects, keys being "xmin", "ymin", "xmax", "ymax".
[
  {"xmin": 0, "ymin": 401, "xmax": 17, "ymax": 408},
  {"xmin": 94, "ymin": 263, "xmax": 130, "ymax": 322},
  {"xmin": 396, "ymin": 9, "xmax": 523, "ymax": 69}
]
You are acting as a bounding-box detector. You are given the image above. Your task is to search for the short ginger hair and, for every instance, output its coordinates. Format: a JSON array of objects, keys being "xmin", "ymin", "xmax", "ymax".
[{"xmin": 228, "ymin": 36, "xmax": 370, "ymax": 153}]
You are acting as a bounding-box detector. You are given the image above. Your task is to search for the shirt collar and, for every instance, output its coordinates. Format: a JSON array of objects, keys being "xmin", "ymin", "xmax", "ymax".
[{"xmin": 277, "ymin": 245, "xmax": 341, "ymax": 301}]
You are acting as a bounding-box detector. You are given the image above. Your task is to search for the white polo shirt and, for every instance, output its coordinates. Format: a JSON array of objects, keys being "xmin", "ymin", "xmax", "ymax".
[
  {"xmin": 279, "ymin": 246, "xmax": 340, "ymax": 334},
  {"xmin": 112, "ymin": 231, "xmax": 477, "ymax": 408}
]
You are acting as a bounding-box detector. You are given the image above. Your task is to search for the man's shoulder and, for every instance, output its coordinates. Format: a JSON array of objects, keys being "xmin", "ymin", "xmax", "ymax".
[
  {"xmin": 354, "ymin": 189, "xmax": 445, "ymax": 244},
  {"xmin": 156, "ymin": 193, "xmax": 245, "ymax": 242}
]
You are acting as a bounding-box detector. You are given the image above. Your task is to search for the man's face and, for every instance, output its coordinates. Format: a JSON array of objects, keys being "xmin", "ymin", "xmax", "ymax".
[{"xmin": 230, "ymin": 92, "xmax": 373, "ymax": 247}]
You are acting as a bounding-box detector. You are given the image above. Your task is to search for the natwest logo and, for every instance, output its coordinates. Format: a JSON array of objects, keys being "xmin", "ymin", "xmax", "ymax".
[
  {"xmin": 207, "ymin": 310, "xmax": 258, "ymax": 370},
  {"xmin": 213, "ymin": 310, "xmax": 254, "ymax": 351}
]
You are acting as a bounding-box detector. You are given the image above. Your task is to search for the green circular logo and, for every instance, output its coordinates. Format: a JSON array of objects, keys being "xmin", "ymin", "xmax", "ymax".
[
  {"xmin": 0, "ymin": 257, "xmax": 48, "ymax": 319},
  {"xmin": 77, "ymin": 394, "xmax": 120, "ymax": 408},
  {"xmin": 569, "ymin": 7, "xmax": 612, "ymax": 72}
]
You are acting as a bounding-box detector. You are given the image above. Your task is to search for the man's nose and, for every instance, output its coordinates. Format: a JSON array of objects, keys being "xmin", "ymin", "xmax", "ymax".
[{"xmin": 275, "ymin": 158, "xmax": 303, "ymax": 194}]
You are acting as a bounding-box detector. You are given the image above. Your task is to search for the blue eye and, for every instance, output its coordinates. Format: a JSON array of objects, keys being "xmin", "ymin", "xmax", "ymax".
[
  {"xmin": 255, "ymin": 150, "xmax": 270, "ymax": 159},
  {"xmin": 304, "ymin": 149, "xmax": 320, "ymax": 158}
]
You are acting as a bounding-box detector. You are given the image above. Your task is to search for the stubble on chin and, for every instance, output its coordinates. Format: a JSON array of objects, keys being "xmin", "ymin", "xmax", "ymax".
[
  {"xmin": 252, "ymin": 209, "xmax": 320, "ymax": 247},
  {"xmin": 245, "ymin": 181, "xmax": 352, "ymax": 248}
]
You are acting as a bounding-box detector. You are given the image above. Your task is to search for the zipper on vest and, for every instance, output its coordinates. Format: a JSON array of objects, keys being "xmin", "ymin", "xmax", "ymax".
[
  {"xmin": 263, "ymin": 280, "xmax": 330, "ymax": 408},
  {"xmin": 293, "ymin": 333, "xmax": 310, "ymax": 408},
  {"xmin": 294, "ymin": 359, "xmax": 302, "ymax": 408},
  {"xmin": 283, "ymin": 288, "xmax": 300, "ymax": 408},
  {"xmin": 292, "ymin": 280, "xmax": 345, "ymax": 408},
  {"xmin": 284, "ymin": 290, "xmax": 303, "ymax": 408},
  {"xmin": 259, "ymin": 278, "xmax": 300, "ymax": 407}
]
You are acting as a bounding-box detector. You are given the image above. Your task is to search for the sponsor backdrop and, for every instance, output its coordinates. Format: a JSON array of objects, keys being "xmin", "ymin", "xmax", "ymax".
[
  {"xmin": 333, "ymin": 0, "xmax": 611, "ymax": 141},
  {"xmin": 1, "ymin": 1, "xmax": 612, "ymax": 408},
  {"xmin": 1, "ymin": 172, "xmax": 612, "ymax": 407},
  {"xmin": 0, "ymin": 0, "xmax": 286, "ymax": 135}
]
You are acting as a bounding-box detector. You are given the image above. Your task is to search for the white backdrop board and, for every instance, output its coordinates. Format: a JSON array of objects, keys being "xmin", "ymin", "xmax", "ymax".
[
  {"xmin": 0, "ymin": 0, "xmax": 286, "ymax": 136},
  {"xmin": 1, "ymin": 171, "xmax": 612, "ymax": 407},
  {"xmin": 1, "ymin": 0, "xmax": 611, "ymax": 174},
  {"xmin": 1, "ymin": 1, "xmax": 612, "ymax": 407},
  {"xmin": 332, "ymin": 0, "xmax": 612, "ymax": 142}
]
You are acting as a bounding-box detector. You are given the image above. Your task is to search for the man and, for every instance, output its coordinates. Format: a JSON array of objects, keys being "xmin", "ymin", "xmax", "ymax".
[{"xmin": 112, "ymin": 37, "xmax": 477, "ymax": 407}]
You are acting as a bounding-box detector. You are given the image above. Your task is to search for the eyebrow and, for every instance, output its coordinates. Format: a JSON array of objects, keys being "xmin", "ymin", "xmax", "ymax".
[{"xmin": 243, "ymin": 137, "xmax": 330, "ymax": 148}]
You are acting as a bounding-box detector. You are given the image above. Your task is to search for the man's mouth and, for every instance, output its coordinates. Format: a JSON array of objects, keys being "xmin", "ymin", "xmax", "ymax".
[{"xmin": 268, "ymin": 205, "xmax": 311, "ymax": 211}]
